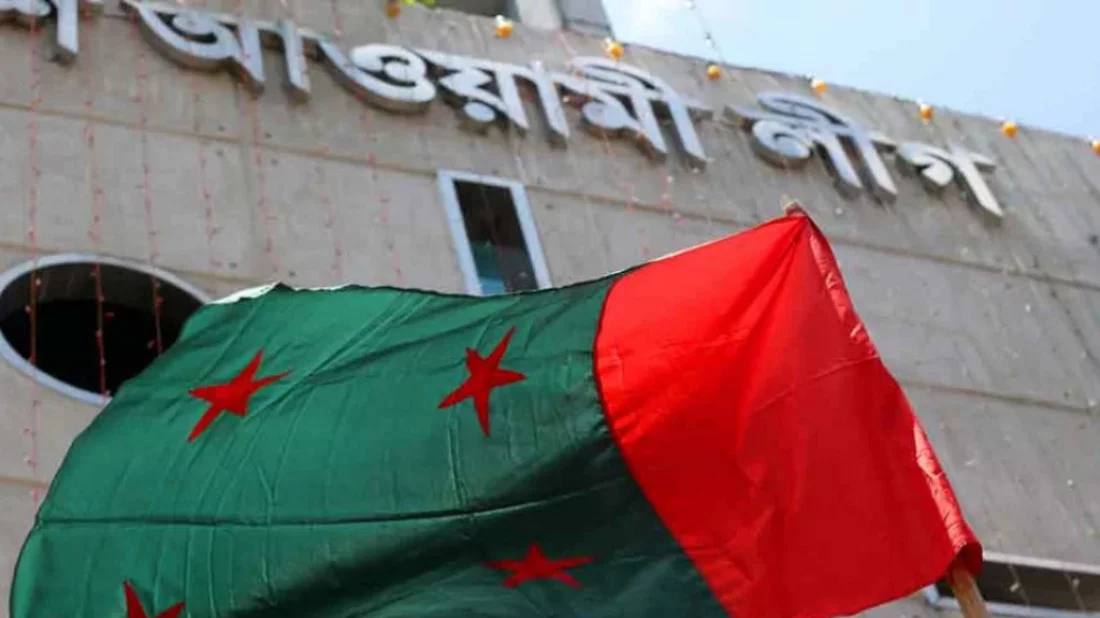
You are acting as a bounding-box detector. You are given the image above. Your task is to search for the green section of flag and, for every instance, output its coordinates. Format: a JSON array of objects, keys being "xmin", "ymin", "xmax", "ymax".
[{"xmin": 13, "ymin": 282, "xmax": 725, "ymax": 617}]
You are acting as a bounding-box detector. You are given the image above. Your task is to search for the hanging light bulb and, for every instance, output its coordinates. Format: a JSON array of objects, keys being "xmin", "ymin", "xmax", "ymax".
[
  {"xmin": 810, "ymin": 78, "xmax": 827, "ymax": 95},
  {"xmin": 385, "ymin": 0, "xmax": 400, "ymax": 18},
  {"xmin": 1091, "ymin": 139, "xmax": 1100, "ymax": 156},
  {"xmin": 1001, "ymin": 120, "xmax": 1019, "ymax": 138},
  {"xmin": 706, "ymin": 63, "xmax": 722, "ymax": 81},
  {"xmin": 605, "ymin": 38, "xmax": 624, "ymax": 60},
  {"xmin": 495, "ymin": 15, "xmax": 514, "ymax": 38},
  {"xmin": 918, "ymin": 102, "xmax": 933, "ymax": 121}
]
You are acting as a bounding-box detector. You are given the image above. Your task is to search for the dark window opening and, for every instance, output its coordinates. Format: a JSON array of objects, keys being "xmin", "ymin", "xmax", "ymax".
[
  {"xmin": 0, "ymin": 260, "xmax": 203, "ymax": 399},
  {"xmin": 454, "ymin": 180, "xmax": 538, "ymax": 295},
  {"xmin": 934, "ymin": 557, "xmax": 1100, "ymax": 613},
  {"xmin": 434, "ymin": 0, "xmax": 517, "ymax": 19}
]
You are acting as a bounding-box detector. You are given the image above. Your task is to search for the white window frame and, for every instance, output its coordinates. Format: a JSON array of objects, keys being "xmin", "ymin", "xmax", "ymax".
[
  {"xmin": 0, "ymin": 254, "xmax": 210, "ymax": 407},
  {"xmin": 437, "ymin": 170, "xmax": 552, "ymax": 296},
  {"xmin": 923, "ymin": 552, "xmax": 1100, "ymax": 618}
]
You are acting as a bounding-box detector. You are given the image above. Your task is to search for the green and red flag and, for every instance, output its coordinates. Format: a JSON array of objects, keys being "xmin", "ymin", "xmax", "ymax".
[{"xmin": 11, "ymin": 211, "xmax": 980, "ymax": 617}]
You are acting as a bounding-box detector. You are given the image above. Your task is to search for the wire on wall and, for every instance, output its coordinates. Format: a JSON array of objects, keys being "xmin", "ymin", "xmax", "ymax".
[
  {"xmin": 22, "ymin": 8, "xmax": 43, "ymax": 504},
  {"xmin": 288, "ymin": 0, "xmax": 344, "ymax": 283},
  {"xmin": 127, "ymin": 4, "xmax": 166, "ymax": 356},
  {"xmin": 552, "ymin": 31, "xmax": 651, "ymax": 262},
  {"xmin": 331, "ymin": 0, "xmax": 404, "ymax": 285},
  {"xmin": 79, "ymin": 6, "xmax": 109, "ymax": 397},
  {"xmin": 233, "ymin": 0, "xmax": 282, "ymax": 280},
  {"xmin": 179, "ymin": 0, "xmax": 224, "ymax": 275}
]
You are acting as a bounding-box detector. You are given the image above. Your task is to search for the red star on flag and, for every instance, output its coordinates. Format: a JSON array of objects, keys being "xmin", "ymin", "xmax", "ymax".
[
  {"xmin": 187, "ymin": 350, "xmax": 289, "ymax": 441},
  {"xmin": 488, "ymin": 543, "xmax": 593, "ymax": 588},
  {"xmin": 124, "ymin": 581, "xmax": 184, "ymax": 618},
  {"xmin": 438, "ymin": 327, "xmax": 526, "ymax": 436}
]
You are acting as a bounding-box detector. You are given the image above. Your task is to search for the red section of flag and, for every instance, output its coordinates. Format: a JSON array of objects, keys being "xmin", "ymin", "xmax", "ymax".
[{"xmin": 595, "ymin": 211, "xmax": 980, "ymax": 618}]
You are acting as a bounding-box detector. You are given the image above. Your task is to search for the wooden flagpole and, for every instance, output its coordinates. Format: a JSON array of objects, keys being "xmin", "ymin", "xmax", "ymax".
[{"xmin": 948, "ymin": 560, "xmax": 992, "ymax": 618}]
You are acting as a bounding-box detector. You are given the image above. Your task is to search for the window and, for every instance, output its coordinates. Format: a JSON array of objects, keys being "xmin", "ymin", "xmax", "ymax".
[
  {"xmin": 925, "ymin": 552, "xmax": 1100, "ymax": 618},
  {"xmin": 0, "ymin": 255, "xmax": 208, "ymax": 406},
  {"xmin": 438, "ymin": 170, "xmax": 551, "ymax": 296},
  {"xmin": 556, "ymin": 0, "xmax": 614, "ymax": 37},
  {"xmin": 434, "ymin": 0, "xmax": 517, "ymax": 19}
]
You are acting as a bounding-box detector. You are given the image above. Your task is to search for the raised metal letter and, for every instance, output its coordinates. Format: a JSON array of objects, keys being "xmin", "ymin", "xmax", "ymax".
[
  {"xmin": 727, "ymin": 93, "xmax": 898, "ymax": 202},
  {"xmin": 0, "ymin": 0, "xmax": 51, "ymax": 26},
  {"xmin": 895, "ymin": 142, "xmax": 1003, "ymax": 219},
  {"xmin": 561, "ymin": 57, "xmax": 713, "ymax": 168},
  {"xmin": 746, "ymin": 120, "xmax": 864, "ymax": 197},
  {"xmin": 0, "ymin": 0, "xmax": 101, "ymax": 63},
  {"xmin": 122, "ymin": 0, "xmax": 265, "ymax": 94},
  {"xmin": 257, "ymin": 19, "xmax": 311, "ymax": 101},
  {"xmin": 317, "ymin": 42, "xmax": 435, "ymax": 114},
  {"xmin": 416, "ymin": 50, "xmax": 570, "ymax": 141}
]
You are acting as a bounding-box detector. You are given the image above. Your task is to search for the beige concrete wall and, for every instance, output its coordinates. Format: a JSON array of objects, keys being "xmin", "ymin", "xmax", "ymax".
[{"xmin": 0, "ymin": 0, "xmax": 1097, "ymax": 613}]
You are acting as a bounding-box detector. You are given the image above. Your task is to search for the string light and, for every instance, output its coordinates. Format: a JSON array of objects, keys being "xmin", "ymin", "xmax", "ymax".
[
  {"xmin": 1090, "ymin": 139, "xmax": 1100, "ymax": 156},
  {"xmin": 183, "ymin": 0, "xmax": 221, "ymax": 274},
  {"xmin": 1001, "ymin": 120, "xmax": 1019, "ymax": 138},
  {"xmin": 810, "ymin": 78, "xmax": 827, "ymax": 96},
  {"xmin": 495, "ymin": 15, "xmax": 513, "ymax": 39},
  {"xmin": 231, "ymin": 0, "xmax": 281, "ymax": 278},
  {"xmin": 24, "ymin": 6, "xmax": 43, "ymax": 503},
  {"xmin": 129, "ymin": 2, "xmax": 166, "ymax": 355},
  {"xmin": 919, "ymin": 102, "xmax": 934, "ymax": 121},
  {"xmin": 288, "ymin": 0, "xmax": 343, "ymax": 283},
  {"xmin": 80, "ymin": 4, "xmax": 109, "ymax": 396},
  {"xmin": 555, "ymin": 32, "xmax": 649, "ymax": 258},
  {"xmin": 706, "ymin": 63, "xmax": 722, "ymax": 81},
  {"xmin": 333, "ymin": 1, "xmax": 401, "ymax": 284}
]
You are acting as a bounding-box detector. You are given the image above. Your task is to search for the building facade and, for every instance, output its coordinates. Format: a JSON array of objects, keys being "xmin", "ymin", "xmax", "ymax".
[{"xmin": 0, "ymin": 0, "xmax": 1098, "ymax": 615}]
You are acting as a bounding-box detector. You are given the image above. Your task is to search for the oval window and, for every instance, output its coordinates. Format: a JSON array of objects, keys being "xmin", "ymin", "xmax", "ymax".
[{"xmin": 0, "ymin": 255, "xmax": 208, "ymax": 406}]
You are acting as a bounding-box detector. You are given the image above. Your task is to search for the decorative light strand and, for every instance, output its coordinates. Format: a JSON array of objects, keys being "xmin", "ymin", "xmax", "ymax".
[
  {"xmin": 527, "ymin": 58, "xmax": 614, "ymax": 278},
  {"xmin": 235, "ymin": 0, "xmax": 281, "ymax": 279},
  {"xmin": 180, "ymin": 0, "xmax": 223, "ymax": 274},
  {"xmin": 685, "ymin": 0, "xmax": 823, "ymax": 222},
  {"xmin": 291, "ymin": 0, "xmax": 343, "ymax": 283},
  {"xmin": 554, "ymin": 31, "xmax": 650, "ymax": 260},
  {"xmin": 79, "ymin": 9, "xmax": 108, "ymax": 396},
  {"xmin": 332, "ymin": 0, "xmax": 403, "ymax": 285},
  {"xmin": 23, "ymin": 9, "xmax": 43, "ymax": 504},
  {"xmin": 614, "ymin": 46, "xmax": 689, "ymax": 229},
  {"xmin": 127, "ymin": 6, "xmax": 165, "ymax": 356}
]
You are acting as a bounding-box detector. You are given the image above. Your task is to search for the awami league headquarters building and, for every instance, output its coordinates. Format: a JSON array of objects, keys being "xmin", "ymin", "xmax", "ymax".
[{"xmin": 0, "ymin": 0, "xmax": 1097, "ymax": 615}]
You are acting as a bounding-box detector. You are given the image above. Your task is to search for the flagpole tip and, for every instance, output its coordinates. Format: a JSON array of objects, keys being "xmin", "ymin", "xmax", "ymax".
[{"xmin": 782, "ymin": 200, "xmax": 807, "ymax": 217}]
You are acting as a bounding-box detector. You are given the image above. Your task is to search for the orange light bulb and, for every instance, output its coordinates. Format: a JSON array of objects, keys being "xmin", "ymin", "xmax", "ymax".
[
  {"xmin": 1001, "ymin": 120, "xmax": 1019, "ymax": 138},
  {"xmin": 495, "ymin": 15, "xmax": 514, "ymax": 38},
  {"xmin": 918, "ymin": 103, "xmax": 933, "ymax": 121},
  {"xmin": 706, "ymin": 64, "xmax": 722, "ymax": 81},
  {"xmin": 810, "ymin": 78, "xmax": 827, "ymax": 95},
  {"xmin": 1091, "ymin": 139, "xmax": 1100, "ymax": 156},
  {"xmin": 385, "ymin": 0, "xmax": 400, "ymax": 18},
  {"xmin": 605, "ymin": 39, "xmax": 624, "ymax": 60}
]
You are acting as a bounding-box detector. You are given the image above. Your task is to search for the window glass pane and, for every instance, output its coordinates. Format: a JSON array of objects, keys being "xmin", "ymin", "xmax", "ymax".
[{"xmin": 454, "ymin": 180, "xmax": 539, "ymax": 295}]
